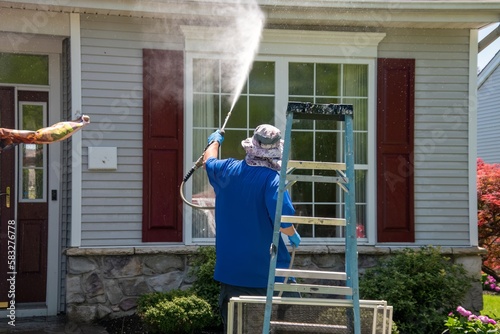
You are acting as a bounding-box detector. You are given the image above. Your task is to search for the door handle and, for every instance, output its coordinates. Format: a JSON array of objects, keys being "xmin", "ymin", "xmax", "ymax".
[{"xmin": 0, "ymin": 187, "xmax": 10, "ymax": 208}]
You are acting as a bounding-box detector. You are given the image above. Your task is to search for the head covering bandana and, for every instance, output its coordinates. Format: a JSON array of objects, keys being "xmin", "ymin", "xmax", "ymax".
[{"xmin": 241, "ymin": 124, "xmax": 283, "ymax": 171}]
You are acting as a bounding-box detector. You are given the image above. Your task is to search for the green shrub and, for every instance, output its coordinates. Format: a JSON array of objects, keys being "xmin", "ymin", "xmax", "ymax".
[
  {"xmin": 141, "ymin": 295, "xmax": 212, "ymax": 334},
  {"xmin": 189, "ymin": 246, "xmax": 222, "ymax": 327},
  {"xmin": 359, "ymin": 246, "xmax": 473, "ymax": 334},
  {"xmin": 137, "ymin": 289, "xmax": 191, "ymax": 315},
  {"xmin": 138, "ymin": 246, "xmax": 222, "ymax": 332}
]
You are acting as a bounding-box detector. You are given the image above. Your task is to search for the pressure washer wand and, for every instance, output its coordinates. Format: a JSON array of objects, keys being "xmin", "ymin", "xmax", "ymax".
[
  {"xmin": 182, "ymin": 108, "xmax": 232, "ymax": 183},
  {"xmin": 180, "ymin": 107, "xmax": 232, "ymax": 209},
  {"xmin": 220, "ymin": 108, "xmax": 232, "ymax": 132}
]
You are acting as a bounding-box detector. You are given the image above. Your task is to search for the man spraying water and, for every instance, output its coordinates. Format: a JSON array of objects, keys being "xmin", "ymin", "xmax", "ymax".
[{"xmin": 203, "ymin": 124, "xmax": 301, "ymax": 332}]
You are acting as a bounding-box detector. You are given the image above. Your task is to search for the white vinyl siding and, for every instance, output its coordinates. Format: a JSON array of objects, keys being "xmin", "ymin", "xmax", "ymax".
[
  {"xmin": 379, "ymin": 28, "xmax": 471, "ymax": 246},
  {"xmin": 477, "ymin": 54, "xmax": 500, "ymax": 164},
  {"xmin": 79, "ymin": 15, "xmax": 183, "ymax": 246}
]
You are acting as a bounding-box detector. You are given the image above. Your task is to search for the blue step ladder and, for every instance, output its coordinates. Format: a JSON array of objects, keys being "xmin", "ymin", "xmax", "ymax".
[{"xmin": 262, "ymin": 101, "xmax": 360, "ymax": 334}]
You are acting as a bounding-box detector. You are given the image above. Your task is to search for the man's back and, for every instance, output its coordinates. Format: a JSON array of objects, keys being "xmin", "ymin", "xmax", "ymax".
[{"xmin": 205, "ymin": 157, "xmax": 294, "ymax": 288}]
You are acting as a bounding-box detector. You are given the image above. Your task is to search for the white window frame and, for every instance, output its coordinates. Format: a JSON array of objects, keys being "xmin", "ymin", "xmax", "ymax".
[{"xmin": 183, "ymin": 27, "xmax": 385, "ymax": 245}]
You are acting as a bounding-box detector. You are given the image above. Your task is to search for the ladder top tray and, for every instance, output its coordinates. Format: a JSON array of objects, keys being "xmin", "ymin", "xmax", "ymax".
[{"xmin": 287, "ymin": 102, "xmax": 353, "ymax": 120}]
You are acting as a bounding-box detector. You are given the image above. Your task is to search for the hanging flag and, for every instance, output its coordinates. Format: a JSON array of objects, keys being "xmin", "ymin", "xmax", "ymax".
[{"xmin": 0, "ymin": 115, "xmax": 90, "ymax": 152}]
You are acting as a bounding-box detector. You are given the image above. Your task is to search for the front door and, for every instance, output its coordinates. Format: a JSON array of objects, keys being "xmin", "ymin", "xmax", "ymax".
[{"xmin": 0, "ymin": 88, "xmax": 49, "ymax": 305}]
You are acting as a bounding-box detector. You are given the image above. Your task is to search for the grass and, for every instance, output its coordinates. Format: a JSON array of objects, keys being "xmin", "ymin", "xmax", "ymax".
[{"xmin": 482, "ymin": 293, "xmax": 500, "ymax": 320}]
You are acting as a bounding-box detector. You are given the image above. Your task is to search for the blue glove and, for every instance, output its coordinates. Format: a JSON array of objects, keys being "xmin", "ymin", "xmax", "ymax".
[
  {"xmin": 288, "ymin": 232, "xmax": 301, "ymax": 248},
  {"xmin": 207, "ymin": 130, "xmax": 224, "ymax": 145}
]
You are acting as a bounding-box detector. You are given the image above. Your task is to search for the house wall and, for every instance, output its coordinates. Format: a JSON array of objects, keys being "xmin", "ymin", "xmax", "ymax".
[
  {"xmin": 77, "ymin": 15, "xmax": 473, "ymax": 247},
  {"xmin": 477, "ymin": 59, "xmax": 500, "ymax": 163}
]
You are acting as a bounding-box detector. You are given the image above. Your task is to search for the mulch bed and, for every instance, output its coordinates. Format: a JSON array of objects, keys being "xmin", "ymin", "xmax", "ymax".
[
  {"xmin": 98, "ymin": 314, "xmax": 223, "ymax": 334},
  {"xmin": 98, "ymin": 314, "xmax": 149, "ymax": 334}
]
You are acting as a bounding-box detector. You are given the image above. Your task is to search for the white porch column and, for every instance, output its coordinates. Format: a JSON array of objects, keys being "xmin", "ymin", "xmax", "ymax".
[{"xmin": 70, "ymin": 13, "xmax": 82, "ymax": 247}]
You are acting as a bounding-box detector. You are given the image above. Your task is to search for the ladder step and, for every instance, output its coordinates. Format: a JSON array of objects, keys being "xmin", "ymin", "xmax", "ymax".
[
  {"xmin": 274, "ymin": 283, "xmax": 353, "ymax": 296},
  {"xmin": 286, "ymin": 174, "xmax": 348, "ymax": 184},
  {"xmin": 270, "ymin": 321, "xmax": 349, "ymax": 333},
  {"xmin": 282, "ymin": 215, "xmax": 346, "ymax": 226},
  {"xmin": 276, "ymin": 269, "xmax": 347, "ymax": 281},
  {"xmin": 287, "ymin": 160, "xmax": 346, "ymax": 171}
]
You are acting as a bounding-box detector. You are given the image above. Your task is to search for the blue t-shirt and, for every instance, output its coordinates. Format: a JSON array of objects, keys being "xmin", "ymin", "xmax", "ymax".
[{"xmin": 205, "ymin": 157, "xmax": 295, "ymax": 288}]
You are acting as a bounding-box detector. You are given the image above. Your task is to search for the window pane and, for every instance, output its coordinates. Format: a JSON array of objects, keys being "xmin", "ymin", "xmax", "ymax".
[
  {"xmin": 289, "ymin": 63, "xmax": 314, "ymax": 96},
  {"xmin": 0, "ymin": 53, "xmax": 48, "ymax": 85},
  {"xmin": 23, "ymin": 144, "xmax": 43, "ymax": 167},
  {"xmin": 354, "ymin": 132, "xmax": 367, "ymax": 164},
  {"xmin": 291, "ymin": 131, "xmax": 313, "ymax": 161},
  {"xmin": 22, "ymin": 104, "xmax": 44, "ymax": 130},
  {"xmin": 249, "ymin": 96, "xmax": 274, "ymax": 128},
  {"xmin": 316, "ymin": 63, "xmax": 340, "ymax": 97},
  {"xmin": 315, "ymin": 132, "xmax": 341, "ymax": 163},
  {"xmin": 222, "ymin": 59, "xmax": 243, "ymax": 94},
  {"xmin": 343, "ymin": 64, "xmax": 368, "ymax": 97},
  {"xmin": 226, "ymin": 96, "xmax": 247, "ymax": 128},
  {"xmin": 193, "ymin": 94, "xmax": 219, "ymax": 127},
  {"xmin": 249, "ymin": 62, "xmax": 275, "ymax": 94},
  {"xmin": 355, "ymin": 170, "xmax": 367, "ymax": 203},
  {"xmin": 315, "ymin": 181, "xmax": 340, "ymax": 203},
  {"xmin": 356, "ymin": 204, "xmax": 367, "ymax": 238},
  {"xmin": 193, "ymin": 59, "xmax": 219, "ymax": 93},
  {"xmin": 352, "ymin": 169, "xmax": 367, "ymax": 238},
  {"xmin": 22, "ymin": 168, "xmax": 44, "ymax": 200}
]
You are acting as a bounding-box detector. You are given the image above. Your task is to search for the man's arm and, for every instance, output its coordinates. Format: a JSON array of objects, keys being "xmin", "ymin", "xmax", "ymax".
[
  {"xmin": 203, "ymin": 129, "xmax": 224, "ymax": 167},
  {"xmin": 203, "ymin": 142, "xmax": 220, "ymax": 166},
  {"xmin": 280, "ymin": 225, "xmax": 297, "ymax": 236},
  {"xmin": 281, "ymin": 225, "xmax": 301, "ymax": 247}
]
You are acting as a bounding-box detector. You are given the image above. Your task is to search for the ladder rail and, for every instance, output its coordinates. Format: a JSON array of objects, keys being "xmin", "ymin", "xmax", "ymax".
[
  {"xmin": 344, "ymin": 111, "xmax": 361, "ymax": 334},
  {"xmin": 262, "ymin": 111, "xmax": 294, "ymax": 334}
]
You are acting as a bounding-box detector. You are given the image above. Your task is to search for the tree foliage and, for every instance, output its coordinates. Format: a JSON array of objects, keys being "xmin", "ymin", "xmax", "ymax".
[{"xmin": 477, "ymin": 158, "xmax": 500, "ymax": 275}]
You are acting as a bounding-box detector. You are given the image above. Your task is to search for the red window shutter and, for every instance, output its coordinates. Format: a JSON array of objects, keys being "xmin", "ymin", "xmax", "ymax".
[
  {"xmin": 377, "ymin": 58, "xmax": 415, "ymax": 243},
  {"xmin": 142, "ymin": 49, "xmax": 184, "ymax": 242}
]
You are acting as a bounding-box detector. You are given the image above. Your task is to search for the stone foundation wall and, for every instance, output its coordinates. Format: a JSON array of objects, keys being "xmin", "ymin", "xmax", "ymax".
[{"xmin": 65, "ymin": 245, "xmax": 485, "ymax": 323}]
